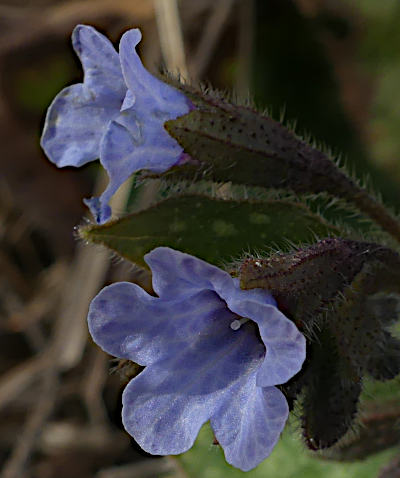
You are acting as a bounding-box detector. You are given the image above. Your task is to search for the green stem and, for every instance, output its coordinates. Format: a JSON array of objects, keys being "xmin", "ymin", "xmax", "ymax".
[{"xmin": 351, "ymin": 189, "xmax": 400, "ymax": 245}]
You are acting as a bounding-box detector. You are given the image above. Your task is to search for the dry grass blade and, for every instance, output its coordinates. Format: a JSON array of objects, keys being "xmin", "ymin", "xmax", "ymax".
[
  {"xmin": 0, "ymin": 0, "xmax": 154, "ymax": 55},
  {"xmin": 154, "ymin": 0, "xmax": 188, "ymax": 77},
  {"xmin": 7, "ymin": 261, "xmax": 67, "ymax": 333},
  {"xmin": 52, "ymin": 171, "xmax": 133, "ymax": 371},
  {"xmin": 0, "ymin": 355, "xmax": 48, "ymax": 412},
  {"xmin": 189, "ymin": 0, "xmax": 236, "ymax": 79},
  {"xmin": 81, "ymin": 348, "xmax": 109, "ymax": 426},
  {"xmin": 1, "ymin": 369, "xmax": 58, "ymax": 478}
]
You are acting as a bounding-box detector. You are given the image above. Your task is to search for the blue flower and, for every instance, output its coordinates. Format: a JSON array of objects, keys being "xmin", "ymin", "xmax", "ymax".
[
  {"xmin": 41, "ymin": 25, "xmax": 190, "ymax": 223},
  {"xmin": 88, "ymin": 247, "xmax": 306, "ymax": 471}
]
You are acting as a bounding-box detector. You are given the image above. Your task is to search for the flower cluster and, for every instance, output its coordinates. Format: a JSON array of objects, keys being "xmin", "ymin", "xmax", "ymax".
[
  {"xmin": 41, "ymin": 25, "xmax": 190, "ymax": 223},
  {"xmin": 42, "ymin": 25, "xmax": 307, "ymax": 471},
  {"xmin": 88, "ymin": 247, "xmax": 306, "ymax": 471}
]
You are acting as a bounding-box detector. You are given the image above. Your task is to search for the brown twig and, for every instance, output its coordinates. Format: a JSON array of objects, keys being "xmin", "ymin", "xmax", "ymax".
[
  {"xmin": 154, "ymin": 0, "xmax": 188, "ymax": 78},
  {"xmin": 1, "ymin": 368, "xmax": 58, "ymax": 478},
  {"xmin": 7, "ymin": 261, "xmax": 67, "ymax": 333},
  {"xmin": 235, "ymin": 0, "xmax": 254, "ymax": 97},
  {"xmin": 189, "ymin": 0, "xmax": 236, "ymax": 79},
  {"xmin": 0, "ymin": 0, "xmax": 154, "ymax": 56},
  {"xmin": 0, "ymin": 354, "xmax": 48, "ymax": 412},
  {"xmin": 81, "ymin": 347, "xmax": 109, "ymax": 427}
]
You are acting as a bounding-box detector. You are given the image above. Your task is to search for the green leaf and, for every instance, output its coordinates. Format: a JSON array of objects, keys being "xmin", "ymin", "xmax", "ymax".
[
  {"xmin": 166, "ymin": 104, "xmax": 355, "ymax": 198},
  {"xmin": 240, "ymin": 238, "xmax": 400, "ymax": 448},
  {"xmin": 240, "ymin": 238, "xmax": 400, "ymax": 330},
  {"xmin": 323, "ymin": 400, "xmax": 400, "ymax": 462},
  {"xmin": 175, "ymin": 422, "xmax": 397, "ymax": 478},
  {"xmin": 328, "ymin": 264, "xmax": 400, "ymax": 382},
  {"xmin": 300, "ymin": 330, "xmax": 362, "ymax": 450},
  {"xmin": 165, "ymin": 85, "xmax": 400, "ymax": 244},
  {"xmin": 80, "ymin": 194, "xmax": 339, "ymax": 267}
]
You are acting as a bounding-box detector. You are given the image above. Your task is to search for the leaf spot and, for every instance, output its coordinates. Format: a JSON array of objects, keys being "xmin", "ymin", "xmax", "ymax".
[
  {"xmin": 169, "ymin": 221, "xmax": 186, "ymax": 233},
  {"xmin": 213, "ymin": 220, "xmax": 237, "ymax": 237},
  {"xmin": 249, "ymin": 212, "xmax": 271, "ymax": 225}
]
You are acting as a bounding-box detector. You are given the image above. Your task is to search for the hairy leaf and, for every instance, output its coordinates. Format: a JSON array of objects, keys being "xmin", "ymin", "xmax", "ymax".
[
  {"xmin": 241, "ymin": 238, "xmax": 400, "ymax": 449},
  {"xmin": 165, "ymin": 85, "xmax": 400, "ymax": 243},
  {"xmin": 324, "ymin": 400, "xmax": 400, "ymax": 462},
  {"xmin": 329, "ymin": 266, "xmax": 400, "ymax": 381},
  {"xmin": 300, "ymin": 331, "xmax": 362, "ymax": 450},
  {"xmin": 240, "ymin": 238, "xmax": 400, "ymax": 329},
  {"xmin": 166, "ymin": 99, "xmax": 355, "ymax": 197},
  {"xmin": 80, "ymin": 195, "xmax": 338, "ymax": 267}
]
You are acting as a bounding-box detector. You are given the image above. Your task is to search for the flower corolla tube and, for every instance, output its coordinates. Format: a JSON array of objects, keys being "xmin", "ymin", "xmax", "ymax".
[
  {"xmin": 41, "ymin": 25, "xmax": 191, "ymax": 224},
  {"xmin": 88, "ymin": 247, "xmax": 306, "ymax": 471}
]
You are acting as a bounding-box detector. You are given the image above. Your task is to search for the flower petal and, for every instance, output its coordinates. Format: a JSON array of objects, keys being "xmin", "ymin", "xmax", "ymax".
[
  {"xmin": 121, "ymin": 311, "xmax": 265, "ymax": 455},
  {"xmin": 226, "ymin": 292, "xmax": 306, "ymax": 386},
  {"xmin": 88, "ymin": 281, "xmax": 235, "ymax": 366},
  {"xmin": 144, "ymin": 247, "xmax": 233, "ymax": 299},
  {"xmin": 253, "ymin": 306, "xmax": 306, "ymax": 386},
  {"xmin": 121, "ymin": 90, "xmax": 135, "ymax": 110},
  {"xmin": 119, "ymin": 29, "xmax": 189, "ymax": 117},
  {"xmin": 211, "ymin": 381, "xmax": 288, "ymax": 471},
  {"xmin": 40, "ymin": 25, "xmax": 125, "ymax": 168},
  {"xmin": 72, "ymin": 24, "xmax": 125, "ymax": 97},
  {"xmin": 86, "ymin": 109, "xmax": 184, "ymax": 222},
  {"xmin": 83, "ymin": 30, "xmax": 191, "ymax": 223},
  {"xmin": 41, "ymin": 84, "xmax": 119, "ymax": 168},
  {"xmin": 145, "ymin": 248, "xmax": 305, "ymax": 386}
]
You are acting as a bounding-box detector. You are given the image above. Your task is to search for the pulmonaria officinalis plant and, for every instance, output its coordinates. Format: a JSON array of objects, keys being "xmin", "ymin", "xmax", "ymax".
[{"xmin": 41, "ymin": 23, "xmax": 400, "ymax": 476}]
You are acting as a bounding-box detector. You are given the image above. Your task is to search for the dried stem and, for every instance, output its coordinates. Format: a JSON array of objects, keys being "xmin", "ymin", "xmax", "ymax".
[
  {"xmin": 0, "ymin": 355, "xmax": 48, "ymax": 412},
  {"xmin": 235, "ymin": 0, "xmax": 254, "ymax": 97},
  {"xmin": 189, "ymin": 0, "xmax": 235, "ymax": 79},
  {"xmin": 1, "ymin": 369, "xmax": 58, "ymax": 478},
  {"xmin": 154, "ymin": 0, "xmax": 188, "ymax": 77}
]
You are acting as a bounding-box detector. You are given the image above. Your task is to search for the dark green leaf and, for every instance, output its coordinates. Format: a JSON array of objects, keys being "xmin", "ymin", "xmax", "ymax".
[
  {"xmin": 240, "ymin": 238, "xmax": 400, "ymax": 329},
  {"xmin": 367, "ymin": 333, "xmax": 400, "ymax": 381},
  {"xmin": 300, "ymin": 331, "xmax": 362, "ymax": 450},
  {"xmin": 165, "ymin": 85, "xmax": 400, "ymax": 243},
  {"xmin": 166, "ymin": 104, "xmax": 355, "ymax": 198},
  {"xmin": 324, "ymin": 400, "xmax": 400, "ymax": 462},
  {"xmin": 328, "ymin": 266, "xmax": 400, "ymax": 381},
  {"xmin": 241, "ymin": 238, "xmax": 400, "ymax": 449},
  {"xmin": 80, "ymin": 195, "xmax": 339, "ymax": 267}
]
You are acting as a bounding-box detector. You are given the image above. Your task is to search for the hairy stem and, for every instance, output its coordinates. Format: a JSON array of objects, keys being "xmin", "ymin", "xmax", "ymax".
[{"xmin": 350, "ymin": 188, "xmax": 400, "ymax": 244}]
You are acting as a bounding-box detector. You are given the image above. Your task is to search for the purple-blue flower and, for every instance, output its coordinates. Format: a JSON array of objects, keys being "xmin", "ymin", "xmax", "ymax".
[
  {"xmin": 41, "ymin": 25, "xmax": 190, "ymax": 224},
  {"xmin": 88, "ymin": 247, "xmax": 306, "ymax": 471}
]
